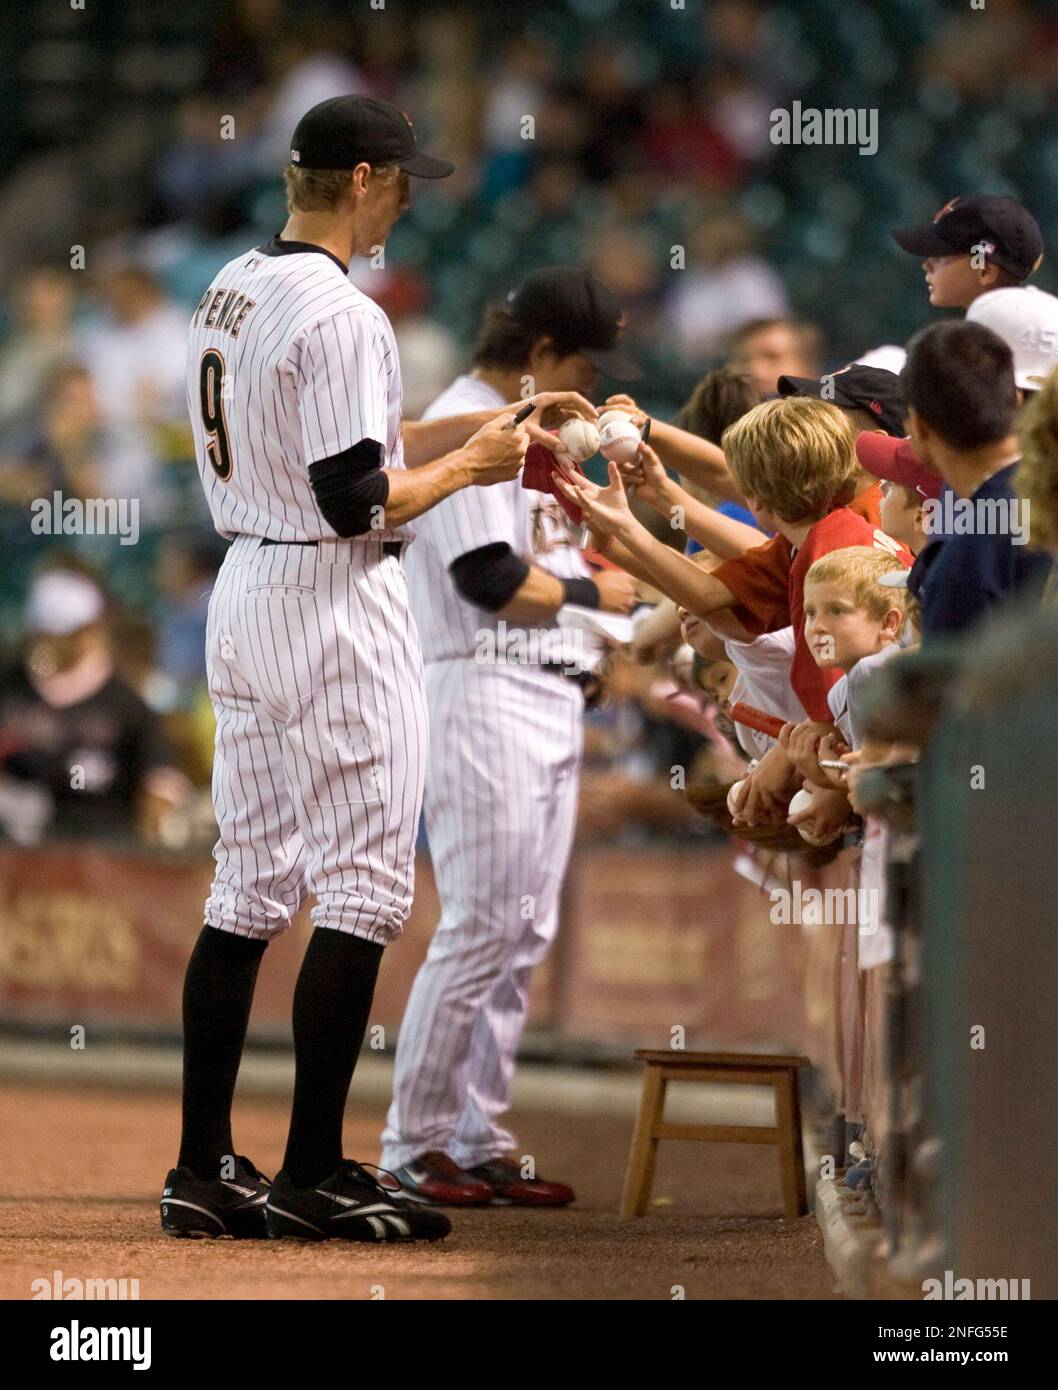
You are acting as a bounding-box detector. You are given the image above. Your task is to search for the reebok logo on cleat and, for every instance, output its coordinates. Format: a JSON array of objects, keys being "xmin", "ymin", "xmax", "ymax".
[{"xmin": 333, "ymin": 1202, "xmax": 404, "ymax": 1218}]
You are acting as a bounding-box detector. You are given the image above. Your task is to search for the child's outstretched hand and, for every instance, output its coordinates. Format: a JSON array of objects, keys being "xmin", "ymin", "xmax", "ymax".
[{"xmin": 553, "ymin": 458, "xmax": 633, "ymax": 538}]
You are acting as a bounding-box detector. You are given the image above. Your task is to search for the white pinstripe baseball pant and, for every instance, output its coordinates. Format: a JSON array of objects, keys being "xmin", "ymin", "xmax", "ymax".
[
  {"xmin": 381, "ymin": 660, "xmax": 583, "ymax": 1171},
  {"xmin": 203, "ymin": 534, "xmax": 428, "ymax": 944}
]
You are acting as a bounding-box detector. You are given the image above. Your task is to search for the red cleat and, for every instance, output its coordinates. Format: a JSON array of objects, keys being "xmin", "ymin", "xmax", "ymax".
[
  {"xmin": 467, "ymin": 1157, "xmax": 575, "ymax": 1207},
  {"xmin": 393, "ymin": 1151, "xmax": 493, "ymax": 1206}
]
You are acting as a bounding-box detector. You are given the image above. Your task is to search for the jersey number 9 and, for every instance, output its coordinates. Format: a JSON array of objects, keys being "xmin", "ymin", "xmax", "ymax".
[{"xmin": 200, "ymin": 349, "xmax": 233, "ymax": 481}]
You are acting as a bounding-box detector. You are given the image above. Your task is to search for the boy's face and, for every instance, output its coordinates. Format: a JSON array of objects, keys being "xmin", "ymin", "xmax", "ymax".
[
  {"xmin": 530, "ymin": 344, "xmax": 599, "ymax": 397},
  {"xmin": 922, "ymin": 254, "xmax": 996, "ymax": 309},
  {"xmin": 879, "ymin": 479, "xmax": 924, "ymax": 552},
  {"xmin": 700, "ymin": 659, "xmax": 738, "ymax": 713},
  {"xmin": 803, "ymin": 580, "xmax": 898, "ymax": 671}
]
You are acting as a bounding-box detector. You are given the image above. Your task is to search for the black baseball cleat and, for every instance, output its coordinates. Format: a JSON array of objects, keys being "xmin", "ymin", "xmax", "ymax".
[
  {"xmin": 266, "ymin": 1159, "xmax": 452, "ymax": 1242},
  {"xmin": 160, "ymin": 1155, "xmax": 271, "ymax": 1238}
]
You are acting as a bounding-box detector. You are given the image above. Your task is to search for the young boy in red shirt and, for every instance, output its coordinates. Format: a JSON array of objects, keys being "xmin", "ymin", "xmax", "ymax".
[{"xmin": 555, "ymin": 395, "xmax": 910, "ymax": 825}]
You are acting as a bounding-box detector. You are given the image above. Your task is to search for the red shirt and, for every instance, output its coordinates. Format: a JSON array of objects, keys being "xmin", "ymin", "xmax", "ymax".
[
  {"xmin": 712, "ymin": 484, "xmax": 886, "ymax": 636},
  {"xmin": 709, "ymin": 486, "xmax": 909, "ymax": 719}
]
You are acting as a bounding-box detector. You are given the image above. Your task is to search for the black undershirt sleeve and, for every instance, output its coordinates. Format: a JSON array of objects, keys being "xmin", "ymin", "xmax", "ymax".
[
  {"xmin": 308, "ymin": 439, "xmax": 390, "ymax": 537},
  {"xmin": 450, "ymin": 542, "xmax": 531, "ymax": 612}
]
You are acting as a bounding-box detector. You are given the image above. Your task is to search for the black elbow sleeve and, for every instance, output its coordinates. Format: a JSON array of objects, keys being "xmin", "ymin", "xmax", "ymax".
[
  {"xmin": 450, "ymin": 542, "xmax": 530, "ymax": 612},
  {"xmin": 308, "ymin": 440, "xmax": 390, "ymax": 537}
]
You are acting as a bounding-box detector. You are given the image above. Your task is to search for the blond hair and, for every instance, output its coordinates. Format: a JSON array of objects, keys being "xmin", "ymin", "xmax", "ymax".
[
  {"xmin": 720, "ymin": 396, "xmax": 858, "ymax": 522},
  {"xmin": 282, "ymin": 161, "xmax": 400, "ymax": 213},
  {"xmin": 1015, "ymin": 367, "xmax": 1058, "ymax": 553},
  {"xmin": 804, "ymin": 545, "xmax": 908, "ymax": 621}
]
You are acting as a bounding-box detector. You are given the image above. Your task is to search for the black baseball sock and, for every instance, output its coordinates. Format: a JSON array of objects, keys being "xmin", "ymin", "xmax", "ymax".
[
  {"xmin": 178, "ymin": 924, "xmax": 268, "ymax": 1181},
  {"xmin": 282, "ymin": 928, "xmax": 385, "ymax": 1189}
]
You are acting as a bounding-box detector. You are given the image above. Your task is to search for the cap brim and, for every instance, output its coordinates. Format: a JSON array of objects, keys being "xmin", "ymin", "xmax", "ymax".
[
  {"xmin": 580, "ymin": 345, "xmax": 642, "ymax": 382},
  {"xmin": 890, "ymin": 225, "xmax": 956, "ymax": 258},
  {"xmin": 398, "ymin": 152, "xmax": 455, "ymax": 179},
  {"xmin": 777, "ymin": 374, "xmax": 824, "ymax": 400},
  {"xmin": 854, "ymin": 431, "xmax": 945, "ymax": 500},
  {"xmin": 855, "ymin": 430, "xmax": 903, "ymax": 479}
]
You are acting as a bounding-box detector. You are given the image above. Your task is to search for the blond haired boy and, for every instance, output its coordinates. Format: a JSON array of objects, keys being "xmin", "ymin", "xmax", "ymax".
[
  {"xmin": 721, "ymin": 398, "xmax": 906, "ymax": 721},
  {"xmin": 780, "ymin": 546, "xmax": 907, "ymax": 843}
]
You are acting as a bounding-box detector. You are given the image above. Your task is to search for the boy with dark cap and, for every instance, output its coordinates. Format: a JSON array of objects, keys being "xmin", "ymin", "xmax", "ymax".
[{"xmin": 891, "ymin": 193, "xmax": 1043, "ymax": 310}]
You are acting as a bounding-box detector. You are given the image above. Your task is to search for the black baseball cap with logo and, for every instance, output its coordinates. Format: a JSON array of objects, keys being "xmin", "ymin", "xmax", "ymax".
[
  {"xmin": 290, "ymin": 95, "xmax": 454, "ymax": 178},
  {"xmin": 507, "ymin": 267, "xmax": 641, "ymax": 381},
  {"xmin": 777, "ymin": 364, "xmax": 906, "ymax": 437},
  {"xmin": 890, "ymin": 194, "xmax": 1043, "ymax": 281}
]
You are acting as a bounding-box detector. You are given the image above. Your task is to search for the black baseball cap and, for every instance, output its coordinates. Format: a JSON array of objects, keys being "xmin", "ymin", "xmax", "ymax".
[
  {"xmin": 890, "ymin": 194, "xmax": 1043, "ymax": 281},
  {"xmin": 290, "ymin": 96, "xmax": 454, "ymax": 179},
  {"xmin": 777, "ymin": 364, "xmax": 906, "ymax": 437},
  {"xmin": 507, "ymin": 267, "xmax": 641, "ymax": 381}
]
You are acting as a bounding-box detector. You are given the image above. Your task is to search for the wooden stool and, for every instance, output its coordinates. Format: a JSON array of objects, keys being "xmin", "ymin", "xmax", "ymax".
[{"xmin": 620, "ymin": 1050, "xmax": 810, "ymax": 1219}]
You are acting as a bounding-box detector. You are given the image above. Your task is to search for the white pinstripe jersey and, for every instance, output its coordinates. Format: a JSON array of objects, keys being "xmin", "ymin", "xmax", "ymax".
[
  {"xmin": 405, "ymin": 375, "xmax": 601, "ymax": 669},
  {"xmin": 186, "ymin": 238, "xmax": 407, "ymax": 543}
]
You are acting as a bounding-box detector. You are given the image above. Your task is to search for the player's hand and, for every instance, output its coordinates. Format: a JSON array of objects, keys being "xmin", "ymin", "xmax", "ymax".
[
  {"xmin": 507, "ymin": 391, "xmax": 598, "ymax": 428},
  {"xmin": 593, "ymin": 568, "xmax": 637, "ymax": 615},
  {"xmin": 463, "ymin": 412, "xmax": 530, "ymax": 484},
  {"xmin": 553, "ymin": 458, "xmax": 634, "ymax": 537}
]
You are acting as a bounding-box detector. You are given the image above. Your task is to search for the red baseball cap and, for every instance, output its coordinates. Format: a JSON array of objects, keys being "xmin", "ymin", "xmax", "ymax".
[{"xmin": 854, "ymin": 432, "xmax": 944, "ymax": 501}]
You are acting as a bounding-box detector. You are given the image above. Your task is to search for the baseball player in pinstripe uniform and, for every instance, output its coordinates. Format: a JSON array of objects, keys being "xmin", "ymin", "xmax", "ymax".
[
  {"xmin": 380, "ymin": 269, "xmax": 639, "ymax": 1206},
  {"xmin": 159, "ymin": 97, "xmax": 582, "ymax": 1245}
]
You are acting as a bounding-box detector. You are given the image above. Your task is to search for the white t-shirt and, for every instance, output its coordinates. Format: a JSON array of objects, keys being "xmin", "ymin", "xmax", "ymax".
[
  {"xmin": 827, "ymin": 644, "xmax": 900, "ymax": 750},
  {"xmin": 723, "ymin": 627, "xmax": 802, "ymax": 760},
  {"xmin": 405, "ymin": 375, "xmax": 601, "ymax": 670}
]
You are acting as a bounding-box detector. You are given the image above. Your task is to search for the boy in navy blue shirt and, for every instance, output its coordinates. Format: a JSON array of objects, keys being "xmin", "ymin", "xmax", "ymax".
[{"xmin": 901, "ymin": 320, "xmax": 1052, "ymax": 637}]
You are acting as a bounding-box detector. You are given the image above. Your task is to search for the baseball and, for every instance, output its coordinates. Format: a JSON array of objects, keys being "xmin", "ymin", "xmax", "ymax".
[
  {"xmin": 599, "ymin": 416, "xmax": 641, "ymax": 464},
  {"xmin": 727, "ymin": 779, "xmax": 746, "ymax": 817},
  {"xmin": 789, "ymin": 787, "xmax": 842, "ymax": 846},
  {"xmin": 557, "ymin": 417, "xmax": 600, "ymax": 463},
  {"xmin": 597, "ymin": 408, "xmax": 634, "ymax": 433}
]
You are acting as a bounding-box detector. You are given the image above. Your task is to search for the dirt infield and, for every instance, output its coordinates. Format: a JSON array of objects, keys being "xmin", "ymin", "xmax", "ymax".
[{"xmin": 1, "ymin": 1080, "xmax": 838, "ymax": 1300}]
